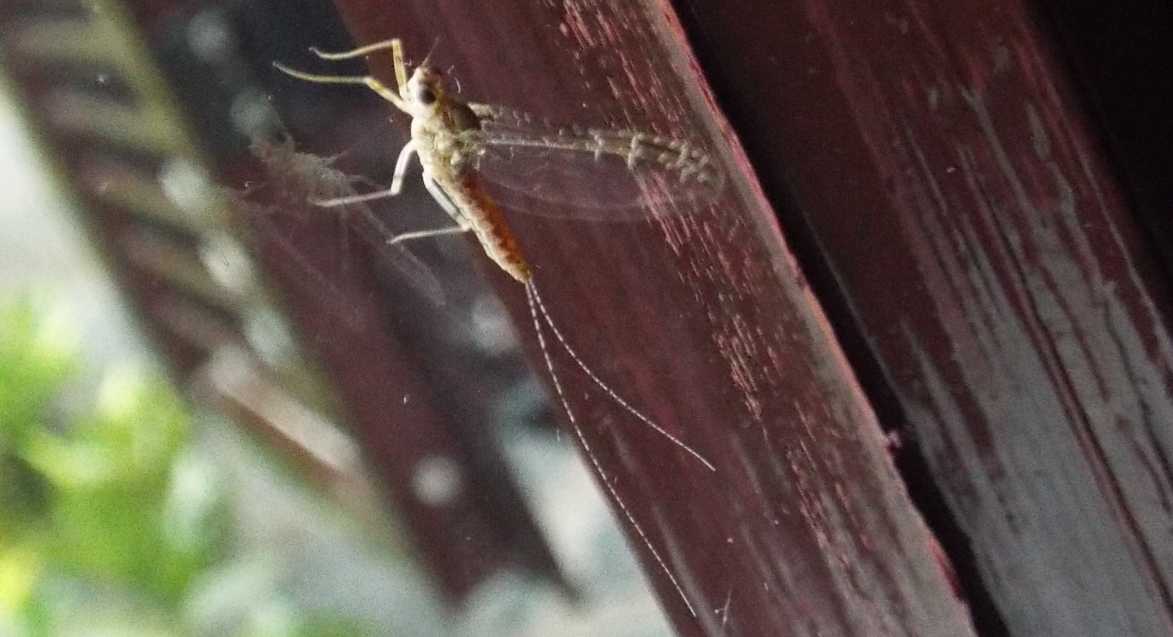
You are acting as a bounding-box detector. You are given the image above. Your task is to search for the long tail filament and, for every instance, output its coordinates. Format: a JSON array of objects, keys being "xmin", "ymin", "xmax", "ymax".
[{"xmin": 525, "ymin": 280, "xmax": 702, "ymax": 617}]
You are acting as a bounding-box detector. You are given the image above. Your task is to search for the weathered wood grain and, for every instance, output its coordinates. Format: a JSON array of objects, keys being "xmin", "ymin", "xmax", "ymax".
[{"xmin": 682, "ymin": 0, "xmax": 1173, "ymax": 634}]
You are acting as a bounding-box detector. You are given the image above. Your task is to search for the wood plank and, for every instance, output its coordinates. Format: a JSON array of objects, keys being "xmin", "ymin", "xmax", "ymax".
[{"xmin": 682, "ymin": 0, "xmax": 1173, "ymax": 634}]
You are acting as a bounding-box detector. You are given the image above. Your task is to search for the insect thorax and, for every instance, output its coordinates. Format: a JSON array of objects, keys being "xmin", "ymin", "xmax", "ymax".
[{"xmin": 416, "ymin": 120, "xmax": 478, "ymax": 175}]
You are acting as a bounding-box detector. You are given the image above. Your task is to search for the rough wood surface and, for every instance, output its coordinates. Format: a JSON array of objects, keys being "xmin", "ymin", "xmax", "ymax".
[{"xmin": 681, "ymin": 0, "xmax": 1173, "ymax": 634}]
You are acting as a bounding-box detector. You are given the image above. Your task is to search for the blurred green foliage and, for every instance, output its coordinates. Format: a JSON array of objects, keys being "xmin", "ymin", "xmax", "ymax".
[{"xmin": 0, "ymin": 297, "xmax": 372, "ymax": 637}]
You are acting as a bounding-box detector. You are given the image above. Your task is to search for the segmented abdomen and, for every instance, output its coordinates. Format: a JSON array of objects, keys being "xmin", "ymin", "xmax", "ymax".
[{"xmin": 445, "ymin": 172, "xmax": 532, "ymax": 283}]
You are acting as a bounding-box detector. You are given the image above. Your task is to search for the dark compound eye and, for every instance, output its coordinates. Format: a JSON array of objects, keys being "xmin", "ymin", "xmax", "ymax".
[{"xmin": 416, "ymin": 86, "xmax": 436, "ymax": 105}]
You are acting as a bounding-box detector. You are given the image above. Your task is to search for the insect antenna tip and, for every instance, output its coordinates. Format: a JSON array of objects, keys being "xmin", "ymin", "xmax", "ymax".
[{"xmin": 420, "ymin": 36, "xmax": 442, "ymax": 68}]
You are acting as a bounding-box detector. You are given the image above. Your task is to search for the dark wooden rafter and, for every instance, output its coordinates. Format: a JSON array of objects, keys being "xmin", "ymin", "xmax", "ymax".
[{"xmin": 681, "ymin": 0, "xmax": 1173, "ymax": 634}]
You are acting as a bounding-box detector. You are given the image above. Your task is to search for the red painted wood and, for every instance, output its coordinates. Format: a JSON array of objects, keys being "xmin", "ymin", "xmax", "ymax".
[
  {"xmin": 325, "ymin": 1, "xmax": 976, "ymax": 635},
  {"xmin": 680, "ymin": 0, "xmax": 1173, "ymax": 634}
]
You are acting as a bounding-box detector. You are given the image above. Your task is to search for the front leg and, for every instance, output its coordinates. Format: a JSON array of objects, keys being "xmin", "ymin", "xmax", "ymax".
[
  {"xmin": 389, "ymin": 140, "xmax": 417, "ymax": 196},
  {"xmin": 311, "ymin": 141, "xmax": 417, "ymax": 207}
]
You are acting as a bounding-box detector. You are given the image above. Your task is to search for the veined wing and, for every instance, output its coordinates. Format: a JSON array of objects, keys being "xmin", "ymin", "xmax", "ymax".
[{"xmin": 464, "ymin": 104, "xmax": 725, "ymax": 220}]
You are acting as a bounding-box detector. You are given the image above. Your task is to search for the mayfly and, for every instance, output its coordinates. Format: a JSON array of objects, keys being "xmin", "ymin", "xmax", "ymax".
[{"xmin": 274, "ymin": 38, "xmax": 721, "ymax": 616}]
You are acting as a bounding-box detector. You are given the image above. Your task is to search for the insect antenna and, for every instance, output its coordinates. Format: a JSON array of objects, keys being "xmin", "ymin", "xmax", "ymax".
[{"xmin": 419, "ymin": 36, "xmax": 442, "ymax": 69}]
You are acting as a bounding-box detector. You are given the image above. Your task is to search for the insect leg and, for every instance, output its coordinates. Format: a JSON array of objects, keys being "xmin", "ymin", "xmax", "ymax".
[
  {"xmin": 423, "ymin": 173, "xmax": 472, "ymax": 229},
  {"xmin": 310, "ymin": 187, "xmax": 400, "ymax": 207},
  {"xmin": 309, "ymin": 39, "xmax": 400, "ymax": 60},
  {"xmin": 310, "ymin": 39, "xmax": 408, "ymax": 100},
  {"xmin": 387, "ymin": 226, "xmax": 470, "ymax": 246},
  {"xmin": 390, "ymin": 141, "xmax": 418, "ymax": 196},
  {"xmin": 272, "ymin": 62, "xmax": 409, "ymax": 113},
  {"xmin": 303, "ymin": 148, "xmax": 427, "ymax": 209}
]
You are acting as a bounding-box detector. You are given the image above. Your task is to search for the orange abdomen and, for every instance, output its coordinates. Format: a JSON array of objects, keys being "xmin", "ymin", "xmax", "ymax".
[{"xmin": 452, "ymin": 173, "xmax": 532, "ymax": 283}]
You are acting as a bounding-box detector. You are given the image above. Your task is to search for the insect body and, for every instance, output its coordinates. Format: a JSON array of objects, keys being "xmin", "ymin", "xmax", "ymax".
[
  {"xmin": 274, "ymin": 38, "xmax": 719, "ymax": 617},
  {"xmin": 277, "ymin": 40, "xmax": 534, "ymax": 282}
]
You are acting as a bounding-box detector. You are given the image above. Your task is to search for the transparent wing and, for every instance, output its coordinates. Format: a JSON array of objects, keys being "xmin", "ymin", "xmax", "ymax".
[
  {"xmin": 350, "ymin": 204, "xmax": 448, "ymax": 307},
  {"xmin": 464, "ymin": 104, "xmax": 725, "ymax": 220}
]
